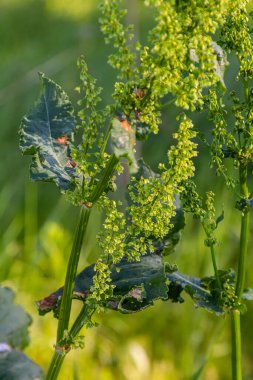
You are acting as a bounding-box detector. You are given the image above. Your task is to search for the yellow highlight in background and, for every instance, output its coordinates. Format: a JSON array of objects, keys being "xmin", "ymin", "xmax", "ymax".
[{"xmin": 46, "ymin": 0, "xmax": 98, "ymax": 20}]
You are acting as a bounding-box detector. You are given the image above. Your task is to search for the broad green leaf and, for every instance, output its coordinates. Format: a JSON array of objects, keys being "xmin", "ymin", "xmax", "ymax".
[
  {"xmin": 108, "ymin": 254, "xmax": 168, "ymax": 313},
  {"xmin": 166, "ymin": 271, "xmax": 224, "ymax": 315},
  {"xmin": 201, "ymin": 269, "xmax": 235, "ymax": 291},
  {"xmin": 0, "ymin": 348, "xmax": 43, "ymax": 380},
  {"xmin": 19, "ymin": 73, "xmax": 77, "ymax": 191},
  {"xmin": 111, "ymin": 114, "xmax": 137, "ymax": 173},
  {"xmin": 37, "ymin": 254, "xmax": 168, "ymax": 315},
  {"xmin": 0, "ymin": 286, "xmax": 32, "ymax": 349}
]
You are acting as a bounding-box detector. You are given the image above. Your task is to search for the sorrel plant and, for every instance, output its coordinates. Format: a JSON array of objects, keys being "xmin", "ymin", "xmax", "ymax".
[{"xmin": 17, "ymin": 1, "xmax": 253, "ymax": 379}]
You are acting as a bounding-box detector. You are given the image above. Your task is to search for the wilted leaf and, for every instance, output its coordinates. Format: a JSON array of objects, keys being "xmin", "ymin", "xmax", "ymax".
[
  {"xmin": 166, "ymin": 271, "xmax": 224, "ymax": 315},
  {"xmin": 37, "ymin": 254, "xmax": 168, "ymax": 315},
  {"xmin": 190, "ymin": 42, "xmax": 228, "ymax": 89},
  {"xmin": 212, "ymin": 42, "xmax": 228, "ymax": 89},
  {"xmin": 19, "ymin": 73, "xmax": 77, "ymax": 191},
  {"xmin": 0, "ymin": 347, "xmax": 43, "ymax": 380},
  {"xmin": 111, "ymin": 114, "xmax": 137, "ymax": 173},
  {"xmin": 0, "ymin": 286, "xmax": 32, "ymax": 349}
]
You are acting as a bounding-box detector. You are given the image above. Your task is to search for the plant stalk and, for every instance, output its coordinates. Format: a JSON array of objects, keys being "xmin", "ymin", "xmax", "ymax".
[
  {"xmin": 45, "ymin": 206, "xmax": 91, "ymax": 380},
  {"xmin": 56, "ymin": 206, "xmax": 91, "ymax": 343},
  {"xmin": 45, "ymin": 350, "xmax": 66, "ymax": 380},
  {"xmin": 70, "ymin": 304, "xmax": 95, "ymax": 337},
  {"xmin": 231, "ymin": 310, "xmax": 242, "ymax": 380},
  {"xmin": 210, "ymin": 244, "xmax": 221, "ymax": 290},
  {"xmin": 235, "ymin": 208, "xmax": 250, "ymax": 300},
  {"xmin": 231, "ymin": 162, "xmax": 249, "ymax": 380},
  {"xmin": 46, "ymin": 304, "xmax": 95, "ymax": 380}
]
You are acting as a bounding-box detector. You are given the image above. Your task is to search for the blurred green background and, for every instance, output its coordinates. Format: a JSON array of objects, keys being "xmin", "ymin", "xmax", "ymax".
[{"xmin": 1, "ymin": 0, "xmax": 253, "ymax": 379}]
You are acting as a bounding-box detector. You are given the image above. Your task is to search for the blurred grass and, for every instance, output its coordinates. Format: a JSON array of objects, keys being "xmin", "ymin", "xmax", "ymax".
[{"xmin": 1, "ymin": 1, "xmax": 253, "ymax": 379}]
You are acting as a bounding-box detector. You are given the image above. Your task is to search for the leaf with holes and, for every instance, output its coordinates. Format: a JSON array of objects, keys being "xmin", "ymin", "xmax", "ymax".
[
  {"xmin": 37, "ymin": 254, "xmax": 168, "ymax": 315},
  {"xmin": 166, "ymin": 271, "xmax": 224, "ymax": 315},
  {"xmin": 19, "ymin": 73, "xmax": 77, "ymax": 191}
]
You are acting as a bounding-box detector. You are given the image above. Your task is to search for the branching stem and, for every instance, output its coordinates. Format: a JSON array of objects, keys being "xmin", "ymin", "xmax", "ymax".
[
  {"xmin": 56, "ymin": 206, "xmax": 91, "ymax": 343},
  {"xmin": 46, "ymin": 305, "xmax": 95, "ymax": 380},
  {"xmin": 45, "ymin": 206, "xmax": 91, "ymax": 380}
]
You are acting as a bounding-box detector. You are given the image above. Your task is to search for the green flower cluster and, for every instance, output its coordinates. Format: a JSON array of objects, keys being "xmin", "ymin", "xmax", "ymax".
[
  {"xmin": 168, "ymin": 116, "xmax": 197, "ymax": 185},
  {"xmin": 220, "ymin": 0, "xmax": 253, "ymax": 78},
  {"xmin": 72, "ymin": 0, "xmax": 253, "ymax": 305},
  {"xmin": 207, "ymin": 89, "xmax": 237, "ymax": 187},
  {"xmin": 99, "ymin": 0, "xmax": 135, "ymax": 80},
  {"xmin": 90, "ymin": 115, "xmax": 198, "ymax": 303},
  {"xmin": 99, "ymin": 0, "xmax": 239, "ymax": 138},
  {"xmin": 202, "ymin": 191, "xmax": 218, "ymax": 247}
]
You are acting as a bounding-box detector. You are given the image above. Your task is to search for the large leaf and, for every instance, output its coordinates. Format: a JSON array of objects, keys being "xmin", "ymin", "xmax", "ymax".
[
  {"xmin": 37, "ymin": 254, "xmax": 168, "ymax": 315},
  {"xmin": 0, "ymin": 286, "xmax": 32, "ymax": 349},
  {"xmin": 111, "ymin": 114, "xmax": 137, "ymax": 173},
  {"xmin": 0, "ymin": 347, "xmax": 43, "ymax": 380},
  {"xmin": 166, "ymin": 271, "xmax": 224, "ymax": 315},
  {"xmin": 19, "ymin": 73, "xmax": 77, "ymax": 191}
]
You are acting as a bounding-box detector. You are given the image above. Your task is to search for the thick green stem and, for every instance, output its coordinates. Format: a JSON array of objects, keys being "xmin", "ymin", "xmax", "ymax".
[
  {"xmin": 56, "ymin": 206, "xmax": 91, "ymax": 343},
  {"xmin": 210, "ymin": 244, "xmax": 221, "ymax": 290},
  {"xmin": 45, "ymin": 206, "xmax": 91, "ymax": 380},
  {"xmin": 235, "ymin": 209, "xmax": 250, "ymax": 299},
  {"xmin": 231, "ymin": 310, "xmax": 242, "ymax": 380},
  {"xmin": 45, "ymin": 350, "xmax": 66, "ymax": 380},
  {"xmin": 235, "ymin": 164, "xmax": 249, "ymax": 300},
  {"xmin": 46, "ymin": 305, "xmax": 95, "ymax": 380},
  {"xmin": 231, "ymin": 162, "xmax": 249, "ymax": 380}
]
